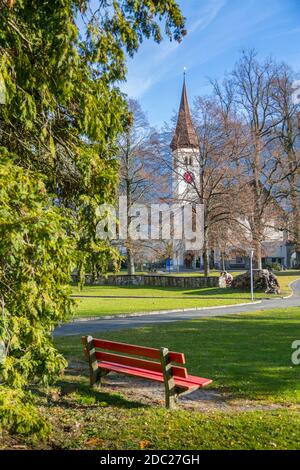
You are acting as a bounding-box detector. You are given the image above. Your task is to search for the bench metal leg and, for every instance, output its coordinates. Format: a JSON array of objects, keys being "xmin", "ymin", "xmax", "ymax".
[
  {"xmin": 98, "ymin": 369, "xmax": 109, "ymax": 387},
  {"xmin": 160, "ymin": 347, "xmax": 177, "ymax": 409}
]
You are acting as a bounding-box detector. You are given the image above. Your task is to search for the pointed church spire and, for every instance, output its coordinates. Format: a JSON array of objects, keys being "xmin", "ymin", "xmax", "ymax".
[{"xmin": 170, "ymin": 74, "xmax": 199, "ymax": 151}]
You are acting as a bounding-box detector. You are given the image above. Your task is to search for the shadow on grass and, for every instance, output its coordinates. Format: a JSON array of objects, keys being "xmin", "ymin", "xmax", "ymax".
[
  {"xmin": 72, "ymin": 294, "xmax": 252, "ymax": 300},
  {"xmin": 55, "ymin": 377, "xmax": 147, "ymax": 410},
  {"xmin": 31, "ymin": 363, "xmax": 147, "ymax": 410},
  {"xmin": 183, "ymin": 287, "xmax": 251, "ymax": 299},
  {"xmin": 73, "ymin": 285, "xmax": 247, "ymax": 298},
  {"xmin": 174, "ymin": 315, "xmax": 300, "ymax": 400},
  {"xmin": 74, "ymin": 285, "xmax": 187, "ymax": 294}
]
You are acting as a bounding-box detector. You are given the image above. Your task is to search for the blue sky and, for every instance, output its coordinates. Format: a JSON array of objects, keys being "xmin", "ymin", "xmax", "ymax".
[{"xmin": 119, "ymin": 0, "xmax": 300, "ymax": 128}]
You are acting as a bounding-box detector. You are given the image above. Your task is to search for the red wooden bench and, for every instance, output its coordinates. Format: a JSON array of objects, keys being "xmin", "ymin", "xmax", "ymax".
[{"xmin": 81, "ymin": 335, "xmax": 212, "ymax": 409}]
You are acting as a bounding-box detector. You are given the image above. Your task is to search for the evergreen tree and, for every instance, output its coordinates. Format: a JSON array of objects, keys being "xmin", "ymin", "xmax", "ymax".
[{"xmin": 0, "ymin": 0, "xmax": 185, "ymax": 436}]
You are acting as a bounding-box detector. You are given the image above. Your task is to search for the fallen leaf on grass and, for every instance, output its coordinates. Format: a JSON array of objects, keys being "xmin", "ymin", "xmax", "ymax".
[
  {"xmin": 140, "ymin": 440, "xmax": 151, "ymax": 450},
  {"xmin": 51, "ymin": 392, "xmax": 61, "ymax": 402},
  {"xmin": 85, "ymin": 438, "xmax": 105, "ymax": 447}
]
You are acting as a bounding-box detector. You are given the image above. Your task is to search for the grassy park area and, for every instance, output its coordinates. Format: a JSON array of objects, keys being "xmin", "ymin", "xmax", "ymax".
[
  {"xmin": 71, "ymin": 271, "xmax": 300, "ymax": 318},
  {"xmin": 2, "ymin": 306, "xmax": 299, "ymax": 450}
]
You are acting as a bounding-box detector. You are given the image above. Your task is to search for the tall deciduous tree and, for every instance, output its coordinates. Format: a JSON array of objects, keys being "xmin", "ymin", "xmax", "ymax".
[
  {"xmin": 117, "ymin": 99, "xmax": 162, "ymax": 274},
  {"xmin": 272, "ymin": 66, "xmax": 300, "ymax": 266},
  {"xmin": 230, "ymin": 51, "xmax": 283, "ymax": 268},
  {"xmin": 214, "ymin": 51, "xmax": 296, "ymax": 269},
  {"xmin": 192, "ymin": 96, "xmax": 247, "ymax": 275}
]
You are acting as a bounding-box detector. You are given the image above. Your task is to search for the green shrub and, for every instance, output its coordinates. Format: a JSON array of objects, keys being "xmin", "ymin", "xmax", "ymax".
[
  {"xmin": 0, "ymin": 387, "xmax": 50, "ymax": 438},
  {"xmin": 265, "ymin": 262, "xmax": 282, "ymax": 272},
  {"xmin": 0, "ymin": 154, "xmax": 76, "ymax": 436}
]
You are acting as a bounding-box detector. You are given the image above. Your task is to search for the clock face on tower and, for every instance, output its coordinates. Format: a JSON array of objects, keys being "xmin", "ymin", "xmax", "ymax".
[{"xmin": 183, "ymin": 171, "xmax": 194, "ymax": 184}]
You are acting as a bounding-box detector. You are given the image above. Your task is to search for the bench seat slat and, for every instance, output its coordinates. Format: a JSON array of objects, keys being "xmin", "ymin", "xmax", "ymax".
[
  {"xmin": 98, "ymin": 361, "xmax": 211, "ymax": 390},
  {"xmin": 96, "ymin": 352, "xmax": 188, "ymax": 378},
  {"xmin": 182, "ymin": 375, "xmax": 213, "ymax": 387},
  {"xmin": 99, "ymin": 361, "xmax": 165, "ymax": 383},
  {"xmin": 93, "ymin": 338, "xmax": 185, "ymax": 364}
]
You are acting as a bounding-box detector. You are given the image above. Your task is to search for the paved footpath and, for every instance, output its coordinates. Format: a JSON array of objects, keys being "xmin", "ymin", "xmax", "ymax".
[{"xmin": 54, "ymin": 280, "xmax": 300, "ymax": 337}]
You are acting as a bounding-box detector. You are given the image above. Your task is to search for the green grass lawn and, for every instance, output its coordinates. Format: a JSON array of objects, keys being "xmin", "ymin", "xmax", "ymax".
[
  {"xmin": 71, "ymin": 286, "xmax": 254, "ymax": 317},
  {"xmin": 70, "ymin": 271, "xmax": 300, "ymax": 318},
  {"xmin": 6, "ymin": 307, "xmax": 299, "ymax": 450},
  {"xmin": 10, "ymin": 392, "xmax": 297, "ymax": 450}
]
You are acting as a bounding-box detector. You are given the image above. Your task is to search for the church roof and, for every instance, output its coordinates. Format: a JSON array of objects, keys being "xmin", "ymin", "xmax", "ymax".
[{"xmin": 170, "ymin": 78, "xmax": 199, "ymax": 151}]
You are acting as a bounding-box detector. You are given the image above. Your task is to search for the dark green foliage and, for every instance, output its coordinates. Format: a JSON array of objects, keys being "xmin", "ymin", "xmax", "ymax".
[
  {"xmin": 0, "ymin": 0, "xmax": 185, "ymax": 277},
  {"xmin": 0, "ymin": 387, "xmax": 50, "ymax": 438},
  {"xmin": 0, "ymin": 152, "xmax": 76, "ymax": 388},
  {"xmin": 0, "ymin": 152, "xmax": 77, "ymax": 437},
  {"xmin": 0, "ymin": 0, "xmax": 185, "ymax": 438}
]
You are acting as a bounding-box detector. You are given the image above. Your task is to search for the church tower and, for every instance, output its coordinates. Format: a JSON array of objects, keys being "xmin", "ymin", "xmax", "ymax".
[
  {"xmin": 171, "ymin": 76, "xmax": 201, "ymax": 270},
  {"xmin": 171, "ymin": 76, "xmax": 200, "ymax": 202}
]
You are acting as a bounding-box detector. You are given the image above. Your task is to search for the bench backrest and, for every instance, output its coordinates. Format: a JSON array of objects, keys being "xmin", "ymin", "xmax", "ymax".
[{"xmin": 82, "ymin": 336, "xmax": 187, "ymax": 378}]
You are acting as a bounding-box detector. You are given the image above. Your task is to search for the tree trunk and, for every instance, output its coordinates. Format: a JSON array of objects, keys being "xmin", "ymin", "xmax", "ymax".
[
  {"xmin": 221, "ymin": 251, "xmax": 226, "ymax": 271},
  {"xmin": 289, "ymin": 175, "xmax": 300, "ymax": 266},
  {"xmin": 210, "ymin": 249, "xmax": 215, "ymax": 269},
  {"xmin": 203, "ymin": 226, "xmax": 210, "ymax": 276},
  {"xmin": 253, "ymin": 241, "xmax": 262, "ymax": 269},
  {"xmin": 126, "ymin": 175, "xmax": 135, "ymax": 275},
  {"xmin": 286, "ymin": 121, "xmax": 300, "ymax": 267},
  {"xmin": 127, "ymin": 246, "xmax": 135, "ymax": 275}
]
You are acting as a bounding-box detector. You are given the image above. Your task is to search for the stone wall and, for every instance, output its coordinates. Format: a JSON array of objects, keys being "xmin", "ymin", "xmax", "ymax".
[{"xmin": 73, "ymin": 274, "xmax": 219, "ymax": 288}]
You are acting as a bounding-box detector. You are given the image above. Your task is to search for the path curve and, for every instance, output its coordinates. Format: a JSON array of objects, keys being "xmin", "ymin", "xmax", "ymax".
[{"xmin": 54, "ymin": 279, "xmax": 300, "ymax": 337}]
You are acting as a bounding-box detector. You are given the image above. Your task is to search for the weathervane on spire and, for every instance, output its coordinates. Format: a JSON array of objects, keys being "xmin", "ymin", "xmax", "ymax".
[{"xmin": 183, "ymin": 67, "xmax": 187, "ymax": 80}]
